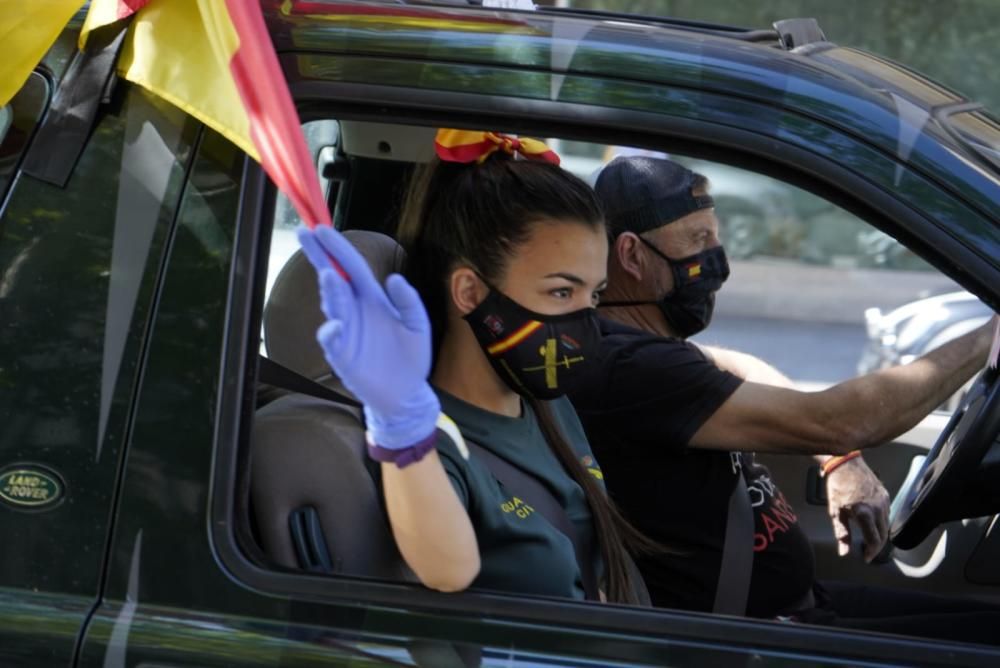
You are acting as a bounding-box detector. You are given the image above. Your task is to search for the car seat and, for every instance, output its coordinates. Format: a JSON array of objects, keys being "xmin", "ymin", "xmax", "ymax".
[{"xmin": 249, "ymin": 230, "xmax": 413, "ymax": 580}]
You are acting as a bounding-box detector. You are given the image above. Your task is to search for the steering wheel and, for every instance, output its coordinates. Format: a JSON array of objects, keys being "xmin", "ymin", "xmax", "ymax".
[{"xmin": 890, "ymin": 362, "xmax": 1000, "ymax": 549}]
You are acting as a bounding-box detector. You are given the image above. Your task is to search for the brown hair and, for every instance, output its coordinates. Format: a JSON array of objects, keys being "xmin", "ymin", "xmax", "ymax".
[{"xmin": 399, "ymin": 152, "xmax": 657, "ymax": 604}]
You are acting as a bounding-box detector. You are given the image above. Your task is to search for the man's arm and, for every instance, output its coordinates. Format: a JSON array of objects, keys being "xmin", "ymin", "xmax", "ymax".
[
  {"xmin": 690, "ymin": 316, "xmax": 995, "ymax": 455},
  {"xmin": 701, "ymin": 344, "xmax": 832, "ymax": 461},
  {"xmin": 701, "ymin": 344, "xmax": 892, "ymax": 561},
  {"xmin": 698, "ymin": 345, "xmax": 797, "ymax": 389},
  {"xmin": 700, "ymin": 344, "xmax": 844, "ymax": 463}
]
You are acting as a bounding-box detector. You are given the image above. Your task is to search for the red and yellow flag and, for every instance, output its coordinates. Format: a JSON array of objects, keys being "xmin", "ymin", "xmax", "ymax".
[
  {"xmin": 101, "ymin": 0, "xmax": 331, "ymax": 229},
  {"xmin": 79, "ymin": 0, "xmax": 150, "ymax": 46},
  {"xmin": 0, "ymin": 0, "xmax": 88, "ymax": 107},
  {"xmin": 6, "ymin": 0, "xmax": 332, "ymax": 234}
]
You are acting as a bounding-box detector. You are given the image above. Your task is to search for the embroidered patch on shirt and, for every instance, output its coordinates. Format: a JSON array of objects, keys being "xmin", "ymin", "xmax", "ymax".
[
  {"xmin": 500, "ymin": 496, "xmax": 535, "ymax": 519},
  {"xmin": 581, "ymin": 454, "xmax": 604, "ymax": 480}
]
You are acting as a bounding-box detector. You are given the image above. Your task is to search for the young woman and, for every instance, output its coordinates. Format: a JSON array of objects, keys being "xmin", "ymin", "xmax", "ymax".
[{"xmin": 297, "ymin": 130, "xmax": 651, "ymax": 604}]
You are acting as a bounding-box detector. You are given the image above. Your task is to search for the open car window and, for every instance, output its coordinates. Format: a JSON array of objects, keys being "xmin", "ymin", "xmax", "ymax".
[
  {"xmin": 265, "ymin": 119, "xmax": 341, "ymax": 304},
  {"xmin": 248, "ymin": 119, "xmax": 970, "ymax": 594}
]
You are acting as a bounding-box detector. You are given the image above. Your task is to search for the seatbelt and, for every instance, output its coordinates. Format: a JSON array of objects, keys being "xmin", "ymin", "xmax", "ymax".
[
  {"xmin": 713, "ymin": 455, "xmax": 754, "ymax": 616},
  {"xmin": 257, "ymin": 355, "xmax": 361, "ymax": 409},
  {"xmin": 465, "ymin": 441, "xmax": 601, "ymax": 602}
]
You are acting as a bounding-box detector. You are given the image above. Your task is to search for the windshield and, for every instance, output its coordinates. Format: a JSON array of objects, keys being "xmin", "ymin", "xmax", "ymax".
[{"xmin": 944, "ymin": 110, "xmax": 1000, "ymax": 175}]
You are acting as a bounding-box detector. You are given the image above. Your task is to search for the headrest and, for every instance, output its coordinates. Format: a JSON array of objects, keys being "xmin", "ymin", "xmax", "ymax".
[{"xmin": 263, "ymin": 229, "xmax": 406, "ymax": 380}]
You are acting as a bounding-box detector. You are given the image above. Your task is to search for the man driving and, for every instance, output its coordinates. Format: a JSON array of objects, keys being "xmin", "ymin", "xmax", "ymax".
[{"xmin": 569, "ymin": 155, "xmax": 999, "ymax": 639}]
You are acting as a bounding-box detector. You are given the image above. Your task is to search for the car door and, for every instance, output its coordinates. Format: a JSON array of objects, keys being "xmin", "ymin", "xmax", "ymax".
[
  {"xmin": 0, "ymin": 31, "xmax": 200, "ymax": 668},
  {"xmin": 76, "ymin": 5, "xmax": 1000, "ymax": 667}
]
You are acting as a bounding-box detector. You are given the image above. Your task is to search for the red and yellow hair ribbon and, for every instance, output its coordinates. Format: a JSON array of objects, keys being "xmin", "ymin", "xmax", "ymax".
[{"xmin": 435, "ymin": 129, "xmax": 560, "ymax": 166}]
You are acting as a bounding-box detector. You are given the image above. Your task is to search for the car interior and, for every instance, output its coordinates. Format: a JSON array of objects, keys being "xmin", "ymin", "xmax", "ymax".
[{"xmin": 239, "ymin": 116, "xmax": 1000, "ymax": 635}]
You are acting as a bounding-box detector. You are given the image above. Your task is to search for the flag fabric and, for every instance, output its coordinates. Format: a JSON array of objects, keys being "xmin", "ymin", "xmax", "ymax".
[
  {"xmin": 111, "ymin": 0, "xmax": 332, "ymax": 229},
  {"xmin": 10, "ymin": 0, "xmax": 340, "ymax": 269},
  {"xmin": 217, "ymin": 0, "xmax": 332, "ymax": 229},
  {"xmin": 0, "ymin": 0, "xmax": 87, "ymax": 107},
  {"xmin": 79, "ymin": 0, "xmax": 150, "ymax": 47},
  {"xmin": 110, "ymin": 0, "xmax": 259, "ymax": 162}
]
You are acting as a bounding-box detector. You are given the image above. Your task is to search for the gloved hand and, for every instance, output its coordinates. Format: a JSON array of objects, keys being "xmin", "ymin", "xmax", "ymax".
[
  {"xmin": 826, "ymin": 456, "xmax": 891, "ymax": 562},
  {"xmin": 297, "ymin": 225, "xmax": 440, "ymax": 450}
]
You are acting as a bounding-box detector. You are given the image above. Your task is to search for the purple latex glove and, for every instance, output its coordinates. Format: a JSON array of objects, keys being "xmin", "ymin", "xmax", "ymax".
[{"xmin": 297, "ymin": 225, "xmax": 440, "ymax": 450}]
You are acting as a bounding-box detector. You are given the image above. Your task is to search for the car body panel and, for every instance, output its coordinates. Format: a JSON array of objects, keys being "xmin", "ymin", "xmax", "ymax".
[
  {"xmin": 0, "ymin": 28, "xmax": 200, "ymax": 660},
  {"xmin": 0, "ymin": 2, "xmax": 997, "ymax": 665},
  {"xmin": 71, "ymin": 124, "xmax": 884, "ymax": 668}
]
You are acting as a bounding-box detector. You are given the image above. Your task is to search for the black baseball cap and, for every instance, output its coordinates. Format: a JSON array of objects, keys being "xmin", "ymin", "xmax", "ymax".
[{"xmin": 594, "ymin": 156, "xmax": 714, "ymax": 238}]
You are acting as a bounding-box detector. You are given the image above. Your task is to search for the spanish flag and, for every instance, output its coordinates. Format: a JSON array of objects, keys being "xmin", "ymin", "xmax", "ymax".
[
  {"xmin": 3, "ymin": 0, "xmax": 332, "ymax": 230},
  {"xmin": 0, "ymin": 0, "xmax": 90, "ymax": 107}
]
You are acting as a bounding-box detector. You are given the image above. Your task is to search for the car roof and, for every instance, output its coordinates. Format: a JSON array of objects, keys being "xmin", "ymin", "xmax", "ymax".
[{"xmin": 262, "ymin": 1, "xmax": 998, "ymax": 184}]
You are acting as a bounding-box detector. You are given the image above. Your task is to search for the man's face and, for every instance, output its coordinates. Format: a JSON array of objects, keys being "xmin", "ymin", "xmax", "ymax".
[{"xmin": 640, "ymin": 207, "xmax": 721, "ymax": 295}]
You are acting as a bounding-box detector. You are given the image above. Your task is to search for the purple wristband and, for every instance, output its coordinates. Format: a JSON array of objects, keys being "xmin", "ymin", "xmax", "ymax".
[{"xmin": 367, "ymin": 430, "xmax": 438, "ymax": 468}]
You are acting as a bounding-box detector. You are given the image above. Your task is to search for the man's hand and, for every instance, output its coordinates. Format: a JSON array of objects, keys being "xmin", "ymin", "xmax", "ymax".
[{"xmin": 826, "ymin": 457, "xmax": 891, "ymax": 562}]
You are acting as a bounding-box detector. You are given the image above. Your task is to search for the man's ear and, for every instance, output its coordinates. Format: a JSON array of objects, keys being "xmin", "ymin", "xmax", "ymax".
[
  {"xmin": 614, "ymin": 232, "xmax": 645, "ymax": 282},
  {"xmin": 450, "ymin": 266, "xmax": 488, "ymax": 316}
]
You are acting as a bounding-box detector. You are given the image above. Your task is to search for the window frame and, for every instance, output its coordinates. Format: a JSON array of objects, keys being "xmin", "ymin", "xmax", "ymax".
[{"xmin": 209, "ymin": 83, "xmax": 1000, "ymax": 666}]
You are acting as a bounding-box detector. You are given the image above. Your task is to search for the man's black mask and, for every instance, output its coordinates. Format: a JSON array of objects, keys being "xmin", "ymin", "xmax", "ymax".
[{"xmin": 601, "ymin": 238, "xmax": 730, "ymax": 339}]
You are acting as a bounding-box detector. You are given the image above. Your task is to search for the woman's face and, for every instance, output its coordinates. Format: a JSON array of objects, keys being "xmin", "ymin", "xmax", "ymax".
[{"xmin": 494, "ymin": 219, "xmax": 608, "ymax": 315}]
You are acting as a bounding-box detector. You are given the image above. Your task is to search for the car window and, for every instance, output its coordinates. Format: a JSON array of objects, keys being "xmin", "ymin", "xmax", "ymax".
[
  {"xmin": 250, "ymin": 121, "xmax": 970, "ymax": 591},
  {"xmin": 266, "ymin": 120, "xmax": 341, "ymax": 299},
  {"xmin": 0, "ymin": 72, "xmax": 49, "ymax": 205},
  {"xmin": 259, "ymin": 120, "xmax": 340, "ymax": 358},
  {"xmin": 548, "ymin": 142, "xmax": 968, "ymax": 399},
  {"xmin": 226, "ymin": 107, "xmax": 1000, "ymax": 661}
]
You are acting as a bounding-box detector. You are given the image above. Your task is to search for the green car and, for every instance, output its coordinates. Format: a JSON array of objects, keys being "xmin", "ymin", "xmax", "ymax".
[{"xmin": 1, "ymin": 3, "xmax": 999, "ymax": 666}]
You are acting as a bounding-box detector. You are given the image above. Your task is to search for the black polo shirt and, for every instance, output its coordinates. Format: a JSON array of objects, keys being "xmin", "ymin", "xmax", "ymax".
[{"xmin": 569, "ymin": 318, "xmax": 814, "ymax": 617}]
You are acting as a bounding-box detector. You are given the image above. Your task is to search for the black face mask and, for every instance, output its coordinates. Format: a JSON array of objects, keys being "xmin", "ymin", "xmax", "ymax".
[
  {"xmin": 601, "ymin": 238, "xmax": 730, "ymax": 338},
  {"xmin": 464, "ymin": 286, "xmax": 600, "ymax": 400}
]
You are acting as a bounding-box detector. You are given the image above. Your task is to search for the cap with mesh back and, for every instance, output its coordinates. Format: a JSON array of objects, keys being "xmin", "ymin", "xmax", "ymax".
[{"xmin": 594, "ymin": 156, "xmax": 714, "ymax": 238}]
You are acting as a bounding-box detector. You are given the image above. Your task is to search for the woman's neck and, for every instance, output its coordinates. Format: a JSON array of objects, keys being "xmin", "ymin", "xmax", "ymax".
[{"xmin": 432, "ymin": 328, "xmax": 522, "ymax": 418}]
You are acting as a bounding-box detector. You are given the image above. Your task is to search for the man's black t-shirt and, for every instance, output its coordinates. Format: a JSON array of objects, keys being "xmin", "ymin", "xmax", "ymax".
[{"xmin": 569, "ymin": 318, "xmax": 815, "ymax": 617}]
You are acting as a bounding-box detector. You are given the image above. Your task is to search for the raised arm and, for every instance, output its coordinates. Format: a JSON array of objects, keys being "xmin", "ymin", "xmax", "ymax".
[
  {"xmin": 299, "ymin": 226, "xmax": 479, "ymax": 591},
  {"xmin": 691, "ymin": 316, "xmax": 996, "ymax": 455}
]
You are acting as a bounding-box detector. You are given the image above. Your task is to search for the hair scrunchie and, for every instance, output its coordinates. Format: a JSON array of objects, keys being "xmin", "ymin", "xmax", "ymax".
[{"xmin": 434, "ymin": 128, "xmax": 560, "ymax": 166}]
